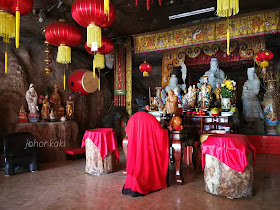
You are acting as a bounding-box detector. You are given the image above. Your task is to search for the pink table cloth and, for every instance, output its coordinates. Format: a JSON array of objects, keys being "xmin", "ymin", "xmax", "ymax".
[
  {"xmin": 81, "ymin": 128, "xmax": 119, "ymax": 162},
  {"xmin": 201, "ymin": 134, "xmax": 256, "ymax": 172}
]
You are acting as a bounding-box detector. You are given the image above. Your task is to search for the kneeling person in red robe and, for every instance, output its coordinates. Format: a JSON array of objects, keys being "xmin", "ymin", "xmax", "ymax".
[{"xmin": 122, "ymin": 96, "xmax": 169, "ymax": 197}]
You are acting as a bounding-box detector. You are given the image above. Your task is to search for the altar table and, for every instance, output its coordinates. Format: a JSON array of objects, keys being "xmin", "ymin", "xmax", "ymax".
[
  {"xmin": 171, "ymin": 130, "xmax": 196, "ymax": 185},
  {"xmin": 202, "ymin": 134, "xmax": 255, "ymax": 198},
  {"xmin": 82, "ymin": 128, "xmax": 119, "ymax": 175},
  {"xmin": 183, "ymin": 115, "xmax": 233, "ymax": 134},
  {"xmin": 15, "ymin": 121, "xmax": 79, "ymax": 162}
]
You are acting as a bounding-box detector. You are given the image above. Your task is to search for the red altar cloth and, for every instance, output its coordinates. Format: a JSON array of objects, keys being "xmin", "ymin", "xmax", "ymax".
[
  {"xmin": 201, "ymin": 134, "xmax": 256, "ymax": 172},
  {"xmin": 81, "ymin": 128, "xmax": 119, "ymax": 162},
  {"xmin": 123, "ymin": 112, "xmax": 169, "ymax": 196}
]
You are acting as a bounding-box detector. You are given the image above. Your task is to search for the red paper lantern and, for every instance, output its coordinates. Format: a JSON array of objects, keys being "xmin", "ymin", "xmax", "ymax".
[
  {"xmin": 10, "ymin": 0, "xmax": 33, "ymax": 16},
  {"xmin": 71, "ymin": 0, "xmax": 116, "ymax": 51},
  {"xmin": 85, "ymin": 36, "xmax": 114, "ymax": 91},
  {"xmin": 45, "ymin": 20, "xmax": 82, "ymax": 64},
  {"xmin": 84, "ymin": 36, "xmax": 114, "ymax": 55},
  {"xmin": 0, "ymin": 0, "xmax": 14, "ymax": 10},
  {"xmin": 10, "ymin": 0, "xmax": 33, "ymax": 48},
  {"xmin": 139, "ymin": 61, "xmax": 152, "ymax": 77},
  {"xmin": 255, "ymin": 50, "xmax": 274, "ymax": 68}
]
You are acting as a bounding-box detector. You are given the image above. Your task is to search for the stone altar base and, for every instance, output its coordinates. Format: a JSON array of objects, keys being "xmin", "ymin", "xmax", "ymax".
[
  {"xmin": 204, "ymin": 152, "xmax": 254, "ymax": 198},
  {"xmin": 85, "ymin": 138, "xmax": 117, "ymax": 176},
  {"xmin": 15, "ymin": 121, "xmax": 79, "ymax": 162}
]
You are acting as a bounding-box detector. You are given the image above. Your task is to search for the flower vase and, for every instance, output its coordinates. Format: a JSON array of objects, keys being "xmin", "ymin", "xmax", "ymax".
[
  {"xmin": 263, "ymin": 80, "xmax": 278, "ymax": 135},
  {"xmin": 221, "ymin": 98, "xmax": 231, "ymax": 112}
]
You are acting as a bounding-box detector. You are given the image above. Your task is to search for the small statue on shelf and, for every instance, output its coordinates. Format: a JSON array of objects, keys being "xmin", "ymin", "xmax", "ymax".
[
  {"xmin": 41, "ymin": 94, "xmax": 50, "ymax": 121},
  {"xmin": 49, "ymin": 108, "xmax": 56, "ymax": 122},
  {"xmin": 198, "ymin": 76, "xmax": 212, "ymax": 110},
  {"xmin": 185, "ymin": 85, "xmax": 197, "ymax": 109},
  {"xmin": 18, "ymin": 105, "xmax": 28, "ymax": 123},
  {"xmin": 173, "ymin": 87, "xmax": 182, "ymax": 103},
  {"xmin": 66, "ymin": 96, "xmax": 74, "ymax": 120},
  {"xmin": 214, "ymin": 83, "xmax": 222, "ymax": 107},
  {"xmin": 25, "ymin": 83, "xmax": 40, "ymax": 123},
  {"xmin": 50, "ymin": 84, "xmax": 65, "ymax": 119},
  {"xmin": 164, "ymin": 89, "xmax": 178, "ymax": 115}
]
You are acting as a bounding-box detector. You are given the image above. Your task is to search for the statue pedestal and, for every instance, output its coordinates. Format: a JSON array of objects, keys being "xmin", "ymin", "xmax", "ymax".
[{"xmin": 15, "ymin": 121, "xmax": 79, "ymax": 162}]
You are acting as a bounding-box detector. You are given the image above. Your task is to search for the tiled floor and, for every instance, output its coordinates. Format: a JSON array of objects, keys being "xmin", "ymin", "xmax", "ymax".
[{"xmin": 0, "ymin": 149, "xmax": 280, "ymax": 210}]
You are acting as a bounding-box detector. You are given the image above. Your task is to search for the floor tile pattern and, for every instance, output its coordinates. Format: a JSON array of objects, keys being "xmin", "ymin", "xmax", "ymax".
[{"xmin": 0, "ymin": 149, "xmax": 279, "ymax": 209}]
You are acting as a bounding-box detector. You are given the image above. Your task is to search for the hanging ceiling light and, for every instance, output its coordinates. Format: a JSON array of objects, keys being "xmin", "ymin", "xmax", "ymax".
[{"xmin": 169, "ymin": 7, "xmax": 215, "ymax": 20}]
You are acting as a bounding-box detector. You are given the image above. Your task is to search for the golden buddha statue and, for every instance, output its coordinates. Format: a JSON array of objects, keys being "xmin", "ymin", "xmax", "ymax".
[
  {"xmin": 66, "ymin": 96, "xmax": 74, "ymax": 120},
  {"xmin": 50, "ymin": 84, "xmax": 65, "ymax": 119},
  {"xmin": 164, "ymin": 89, "xmax": 178, "ymax": 115},
  {"xmin": 214, "ymin": 83, "xmax": 222, "ymax": 100},
  {"xmin": 41, "ymin": 94, "xmax": 50, "ymax": 121}
]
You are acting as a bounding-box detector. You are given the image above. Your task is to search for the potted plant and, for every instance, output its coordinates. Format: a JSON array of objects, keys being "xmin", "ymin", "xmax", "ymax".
[{"xmin": 221, "ymin": 79, "xmax": 236, "ymax": 111}]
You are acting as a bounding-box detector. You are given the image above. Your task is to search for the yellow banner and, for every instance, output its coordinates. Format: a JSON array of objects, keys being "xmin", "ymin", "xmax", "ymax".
[{"xmin": 134, "ymin": 10, "xmax": 279, "ymax": 54}]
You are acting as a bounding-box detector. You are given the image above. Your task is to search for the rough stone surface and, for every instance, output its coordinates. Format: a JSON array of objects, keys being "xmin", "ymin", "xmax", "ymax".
[
  {"xmin": 85, "ymin": 138, "xmax": 117, "ymax": 175},
  {"xmin": 0, "ymin": 36, "xmax": 113, "ymax": 164},
  {"xmin": 204, "ymin": 153, "xmax": 254, "ymax": 198},
  {"xmin": 15, "ymin": 121, "xmax": 79, "ymax": 162}
]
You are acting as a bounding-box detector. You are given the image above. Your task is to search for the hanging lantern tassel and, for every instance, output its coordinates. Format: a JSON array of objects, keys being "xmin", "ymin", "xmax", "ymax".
[
  {"xmin": 98, "ymin": 68, "xmax": 101, "ymax": 91},
  {"xmin": 15, "ymin": 5, "xmax": 20, "ymax": 48},
  {"xmin": 93, "ymin": 54, "xmax": 105, "ymax": 79},
  {"xmin": 227, "ymin": 28, "xmax": 230, "ymax": 55},
  {"xmin": 87, "ymin": 24, "xmax": 101, "ymax": 52},
  {"xmin": 104, "ymin": 0, "xmax": 110, "ymax": 16},
  {"xmin": 64, "ymin": 72, "xmax": 66, "ymax": 90},
  {"xmin": 94, "ymin": 54, "xmax": 105, "ymax": 69},
  {"xmin": 93, "ymin": 59, "xmax": 96, "ymax": 78},
  {"xmin": 5, "ymin": 51, "xmax": 8, "ymax": 73},
  {"xmin": 57, "ymin": 45, "xmax": 71, "ymax": 64},
  {"xmin": 217, "ymin": 0, "xmax": 239, "ymax": 17}
]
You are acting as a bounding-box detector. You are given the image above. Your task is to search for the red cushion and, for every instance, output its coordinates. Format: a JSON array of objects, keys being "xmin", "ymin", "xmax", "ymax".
[{"xmin": 65, "ymin": 148, "xmax": 85, "ymax": 155}]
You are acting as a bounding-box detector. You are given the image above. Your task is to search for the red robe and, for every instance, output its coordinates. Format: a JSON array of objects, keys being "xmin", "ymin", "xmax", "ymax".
[{"xmin": 122, "ymin": 112, "xmax": 169, "ymax": 196}]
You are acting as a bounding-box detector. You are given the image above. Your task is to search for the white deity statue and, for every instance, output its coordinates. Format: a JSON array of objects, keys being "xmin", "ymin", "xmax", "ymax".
[
  {"xmin": 25, "ymin": 83, "xmax": 39, "ymax": 115},
  {"xmin": 180, "ymin": 62, "xmax": 187, "ymax": 85},
  {"xmin": 241, "ymin": 67, "xmax": 265, "ymax": 134},
  {"xmin": 165, "ymin": 74, "xmax": 186, "ymax": 94},
  {"xmin": 197, "ymin": 58, "xmax": 225, "ymax": 91},
  {"xmin": 242, "ymin": 67, "xmax": 264, "ymax": 121}
]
